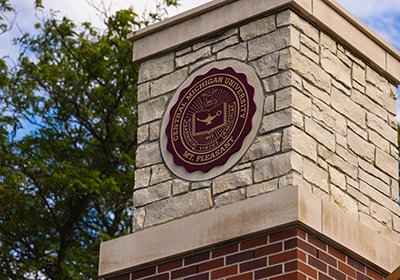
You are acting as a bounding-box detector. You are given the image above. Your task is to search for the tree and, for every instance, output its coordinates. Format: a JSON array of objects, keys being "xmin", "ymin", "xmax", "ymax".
[{"xmin": 0, "ymin": 1, "xmax": 179, "ymax": 279}]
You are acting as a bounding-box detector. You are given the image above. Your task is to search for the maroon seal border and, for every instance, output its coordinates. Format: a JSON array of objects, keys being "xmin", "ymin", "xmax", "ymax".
[{"xmin": 165, "ymin": 66, "xmax": 257, "ymax": 173}]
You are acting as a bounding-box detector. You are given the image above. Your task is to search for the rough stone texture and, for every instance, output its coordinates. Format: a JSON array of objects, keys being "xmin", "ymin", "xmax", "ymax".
[
  {"xmin": 139, "ymin": 53, "xmax": 174, "ymax": 83},
  {"xmin": 138, "ymin": 95, "xmax": 169, "ymax": 125},
  {"xmin": 213, "ymin": 169, "xmax": 253, "ymax": 195},
  {"xmin": 150, "ymin": 68, "xmax": 188, "ymax": 97},
  {"xmin": 176, "ymin": 47, "xmax": 211, "ymax": 67},
  {"xmin": 239, "ymin": 15, "xmax": 276, "ymax": 40},
  {"xmin": 241, "ymin": 132, "xmax": 281, "ymax": 162},
  {"xmin": 136, "ymin": 142, "xmax": 162, "ymax": 168},
  {"xmin": 133, "ymin": 9, "xmax": 399, "ymax": 240},
  {"xmin": 260, "ymin": 108, "xmax": 292, "ymax": 134},
  {"xmin": 216, "ymin": 42, "xmax": 247, "ymax": 61},
  {"xmin": 133, "ymin": 181, "xmax": 171, "ymax": 207},
  {"xmin": 135, "ymin": 167, "xmax": 151, "ymax": 189},
  {"xmin": 248, "ymin": 27, "xmax": 299, "ymax": 60},
  {"xmin": 144, "ymin": 189, "xmax": 212, "ymax": 227},
  {"xmin": 214, "ymin": 188, "xmax": 245, "ymax": 207},
  {"xmin": 150, "ymin": 164, "xmax": 172, "ymax": 185},
  {"xmin": 251, "ymin": 52, "xmax": 279, "ymax": 78},
  {"xmin": 246, "ymin": 179, "xmax": 278, "ymax": 197}
]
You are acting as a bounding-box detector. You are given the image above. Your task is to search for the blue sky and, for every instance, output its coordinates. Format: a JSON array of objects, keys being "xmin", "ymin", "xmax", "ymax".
[{"xmin": 1, "ymin": 0, "xmax": 400, "ymax": 119}]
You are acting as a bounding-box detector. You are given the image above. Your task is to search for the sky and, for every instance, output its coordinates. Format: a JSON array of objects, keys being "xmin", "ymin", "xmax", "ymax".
[{"xmin": 1, "ymin": 0, "xmax": 400, "ymax": 117}]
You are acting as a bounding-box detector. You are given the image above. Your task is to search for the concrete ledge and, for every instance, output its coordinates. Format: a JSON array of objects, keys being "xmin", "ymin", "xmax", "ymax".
[
  {"xmin": 129, "ymin": 0, "xmax": 400, "ymax": 84},
  {"xmin": 98, "ymin": 186, "xmax": 400, "ymax": 276}
]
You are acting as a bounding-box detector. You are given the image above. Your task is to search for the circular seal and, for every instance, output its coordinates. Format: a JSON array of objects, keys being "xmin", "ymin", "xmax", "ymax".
[{"xmin": 160, "ymin": 60, "xmax": 263, "ymax": 181}]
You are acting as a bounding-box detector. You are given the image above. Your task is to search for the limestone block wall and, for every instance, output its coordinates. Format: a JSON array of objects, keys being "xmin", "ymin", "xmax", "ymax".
[{"xmin": 134, "ymin": 9, "xmax": 399, "ymax": 242}]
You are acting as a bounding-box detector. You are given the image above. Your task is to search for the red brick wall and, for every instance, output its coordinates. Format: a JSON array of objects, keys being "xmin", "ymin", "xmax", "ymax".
[{"xmin": 105, "ymin": 227, "xmax": 386, "ymax": 280}]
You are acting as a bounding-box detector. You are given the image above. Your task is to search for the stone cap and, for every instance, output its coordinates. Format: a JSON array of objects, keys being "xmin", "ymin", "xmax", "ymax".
[
  {"xmin": 98, "ymin": 186, "xmax": 400, "ymax": 277},
  {"xmin": 129, "ymin": 0, "xmax": 400, "ymax": 84}
]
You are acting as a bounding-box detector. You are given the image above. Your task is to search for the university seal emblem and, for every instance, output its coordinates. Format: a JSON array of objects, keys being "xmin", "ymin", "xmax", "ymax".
[{"xmin": 160, "ymin": 60, "xmax": 263, "ymax": 181}]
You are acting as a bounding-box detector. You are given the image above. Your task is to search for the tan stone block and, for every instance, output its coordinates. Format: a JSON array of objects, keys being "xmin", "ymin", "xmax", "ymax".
[
  {"xmin": 318, "ymin": 145, "xmax": 358, "ymax": 179},
  {"xmin": 175, "ymin": 46, "xmax": 191, "ymax": 56},
  {"xmin": 135, "ymin": 167, "xmax": 151, "ymax": 189},
  {"xmin": 138, "ymin": 95, "xmax": 169, "ymax": 125},
  {"xmin": 133, "ymin": 207, "xmax": 146, "ymax": 231},
  {"xmin": 337, "ymin": 50, "xmax": 352, "ymax": 67},
  {"xmin": 191, "ymin": 180, "xmax": 211, "ymax": 190},
  {"xmin": 375, "ymin": 148, "xmax": 398, "ymax": 179},
  {"xmin": 321, "ymin": 48, "xmax": 351, "ymax": 87},
  {"xmin": 366, "ymin": 66, "xmax": 391, "ymax": 94},
  {"xmin": 137, "ymin": 124, "xmax": 149, "ymax": 144},
  {"xmin": 264, "ymin": 95, "xmax": 275, "ymax": 114},
  {"xmin": 150, "ymin": 164, "xmax": 172, "ymax": 185},
  {"xmin": 300, "ymin": 34, "xmax": 319, "ymax": 53},
  {"xmin": 133, "ymin": 181, "xmax": 171, "ymax": 207},
  {"xmin": 275, "ymin": 88, "xmax": 291, "ymax": 111},
  {"xmin": 239, "ymin": 15, "xmax": 276, "ymax": 41},
  {"xmin": 189, "ymin": 56, "xmax": 216, "ymax": 73},
  {"xmin": 305, "ymin": 117, "xmax": 335, "ymax": 151},
  {"xmin": 387, "ymin": 53, "xmax": 400, "ymax": 84},
  {"xmin": 352, "ymin": 63, "xmax": 365, "ymax": 86},
  {"xmin": 303, "ymin": 79, "xmax": 330, "ymax": 105},
  {"xmin": 394, "ymin": 215, "xmax": 400, "ymax": 232},
  {"xmin": 212, "ymin": 35, "xmax": 239, "ymax": 53},
  {"xmin": 331, "ymin": 87, "xmax": 366, "ymax": 128},
  {"xmin": 138, "ymin": 82, "xmax": 150, "ymax": 102},
  {"xmin": 312, "ymin": 99, "xmax": 347, "ymax": 136},
  {"xmin": 292, "ymin": 126, "xmax": 317, "ymax": 161},
  {"xmin": 176, "ymin": 46, "xmax": 211, "ymax": 67},
  {"xmin": 300, "ymin": 44, "xmax": 319, "ymax": 64},
  {"xmin": 144, "ymin": 189, "xmax": 212, "ymax": 227},
  {"xmin": 359, "ymin": 169, "xmax": 391, "ymax": 197},
  {"xmin": 260, "ymin": 108, "xmax": 291, "ymax": 134},
  {"xmin": 217, "ymin": 42, "xmax": 247, "ymax": 61},
  {"xmin": 251, "ymin": 52, "xmax": 279, "ymax": 78},
  {"xmin": 214, "ymin": 189, "xmax": 245, "ymax": 208},
  {"xmin": 367, "ymin": 113, "xmax": 397, "ymax": 145},
  {"xmin": 347, "ymin": 186, "xmax": 369, "ymax": 206},
  {"xmin": 172, "ymin": 179, "xmax": 190, "ymax": 195},
  {"xmin": 279, "ymin": 48, "xmax": 331, "ymax": 90},
  {"xmin": 359, "ymin": 158, "xmax": 390, "ymax": 185},
  {"xmin": 281, "ymin": 127, "xmax": 292, "ymax": 152},
  {"xmin": 320, "ymin": 32, "xmax": 337, "ymax": 53},
  {"xmin": 292, "ymin": 109, "xmax": 304, "ymax": 129},
  {"xmin": 292, "ymin": 88, "xmax": 312, "ymax": 115},
  {"xmin": 139, "ymin": 53, "xmax": 174, "ymax": 83},
  {"xmin": 193, "ymin": 29, "xmax": 237, "ymax": 51},
  {"xmin": 348, "ymin": 129, "xmax": 374, "ymax": 162},
  {"xmin": 365, "ymin": 83, "xmax": 396, "ymax": 115},
  {"xmin": 336, "ymin": 145, "xmax": 358, "ymax": 167},
  {"xmin": 253, "ymin": 152, "xmax": 294, "ymax": 183},
  {"xmin": 371, "ymin": 202, "xmax": 392, "ymax": 227},
  {"xmin": 329, "ymin": 166, "xmax": 346, "ymax": 190},
  {"xmin": 263, "ymin": 70, "xmax": 302, "ymax": 92},
  {"xmin": 150, "ymin": 68, "xmax": 188, "ymax": 97},
  {"xmin": 350, "ymin": 89, "xmax": 387, "ymax": 120},
  {"xmin": 213, "ymin": 169, "xmax": 253, "ymax": 195},
  {"xmin": 360, "ymin": 181, "xmax": 400, "ymax": 216},
  {"xmin": 248, "ymin": 27, "xmax": 299, "ymax": 60},
  {"xmin": 330, "ymin": 185, "xmax": 358, "ymax": 216},
  {"xmin": 241, "ymin": 132, "xmax": 281, "ymax": 162},
  {"xmin": 149, "ymin": 121, "xmax": 160, "ymax": 141},
  {"xmin": 390, "ymin": 179, "xmax": 399, "ymax": 201},
  {"xmin": 303, "ymin": 158, "xmax": 328, "ymax": 192},
  {"xmin": 247, "ymin": 179, "xmax": 278, "ymax": 197},
  {"xmin": 276, "ymin": 10, "xmax": 319, "ymax": 42},
  {"xmin": 136, "ymin": 142, "xmax": 162, "ymax": 167}
]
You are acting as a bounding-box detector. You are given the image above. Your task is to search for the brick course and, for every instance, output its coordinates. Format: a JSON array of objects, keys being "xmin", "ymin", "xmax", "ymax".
[{"xmin": 104, "ymin": 227, "xmax": 386, "ymax": 280}]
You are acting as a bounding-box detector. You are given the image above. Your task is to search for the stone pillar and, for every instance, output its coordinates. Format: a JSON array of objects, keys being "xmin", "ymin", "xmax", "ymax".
[{"xmin": 99, "ymin": 0, "xmax": 400, "ymax": 279}]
